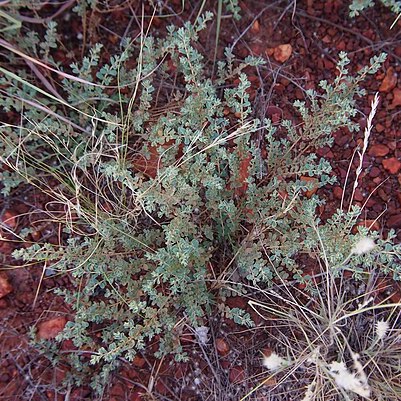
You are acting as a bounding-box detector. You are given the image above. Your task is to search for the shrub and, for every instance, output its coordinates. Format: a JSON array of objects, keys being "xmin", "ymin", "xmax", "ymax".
[
  {"xmin": 349, "ymin": 0, "xmax": 401, "ymax": 18},
  {"xmin": 0, "ymin": 3, "xmax": 399, "ymax": 395}
]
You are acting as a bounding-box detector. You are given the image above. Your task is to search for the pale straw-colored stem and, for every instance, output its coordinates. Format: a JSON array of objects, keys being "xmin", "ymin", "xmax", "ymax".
[{"xmin": 348, "ymin": 92, "xmax": 380, "ymax": 212}]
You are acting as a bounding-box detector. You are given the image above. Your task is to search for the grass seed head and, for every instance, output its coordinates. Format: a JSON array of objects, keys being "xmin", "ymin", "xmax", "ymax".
[
  {"xmin": 351, "ymin": 236, "xmax": 376, "ymax": 255},
  {"xmin": 262, "ymin": 352, "xmax": 289, "ymax": 371}
]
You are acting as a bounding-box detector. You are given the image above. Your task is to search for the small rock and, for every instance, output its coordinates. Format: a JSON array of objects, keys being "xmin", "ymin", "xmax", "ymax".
[
  {"xmin": 379, "ymin": 67, "xmax": 397, "ymax": 93},
  {"xmin": 250, "ymin": 20, "xmax": 260, "ymax": 34},
  {"xmin": 301, "ymin": 176, "xmax": 318, "ymax": 198},
  {"xmin": 132, "ymin": 355, "xmax": 146, "ymax": 368},
  {"xmin": 382, "ymin": 157, "xmax": 401, "ymax": 174},
  {"xmin": 387, "ymin": 214, "xmax": 401, "ymax": 229},
  {"xmin": 0, "ymin": 272, "xmax": 13, "ymax": 299},
  {"xmin": 273, "ymin": 44, "xmax": 292, "ymax": 63},
  {"xmin": 333, "ymin": 186, "xmax": 343, "ymax": 200},
  {"xmin": 337, "ymin": 40, "xmax": 346, "ymax": 50},
  {"xmin": 266, "ymin": 106, "xmax": 282, "ymax": 123},
  {"xmin": 262, "ymin": 347, "xmax": 273, "ymax": 358},
  {"xmin": 390, "ymin": 88, "xmax": 401, "ymax": 109},
  {"xmin": 265, "ymin": 47, "xmax": 274, "ymax": 57},
  {"xmin": 30, "ymin": 230, "xmax": 42, "ymax": 242},
  {"xmin": 369, "ymin": 166, "xmax": 381, "ymax": 178},
  {"xmin": 353, "ymin": 188, "xmax": 364, "ymax": 202},
  {"xmin": 61, "ymin": 339, "xmax": 76, "ymax": 351},
  {"xmin": 1, "ymin": 210, "xmax": 18, "ymax": 229},
  {"xmin": 215, "ymin": 338, "xmax": 230, "ymax": 356},
  {"xmin": 322, "ymin": 34, "xmax": 331, "ymax": 44},
  {"xmin": 229, "ymin": 366, "xmax": 245, "ymax": 384},
  {"xmin": 225, "ymin": 296, "xmax": 247, "ymax": 309},
  {"xmin": 37, "ymin": 317, "xmax": 67, "ymax": 340}
]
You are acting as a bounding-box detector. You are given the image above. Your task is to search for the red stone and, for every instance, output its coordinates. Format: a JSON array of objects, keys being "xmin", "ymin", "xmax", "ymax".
[
  {"xmin": 382, "ymin": 157, "xmax": 401, "ymax": 174},
  {"xmin": 387, "ymin": 214, "xmax": 401, "ymax": 229},
  {"xmin": 369, "ymin": 166, "xmax": 381, "ymax": 178},
  {"xmin": 37, "ymin": 317, "xmax": 67, "ymax": 340},
  {"xmin": 0, "ymin": 273, "xmax": 13, "ymax": 299},
  {"xmin": 266, "ymin": 106, "xmax": 282, "ymax": 123},
  {"xmin": 273, "ymin": 44, "xmax": 292, "ymax": 63},
  {"xmin": 132, "ymin": 355, "xmax": 146, "ymax": 368},
  {"xmin": 225, "ymin": 296, "xmax": 247, "ymax": 310},
  {"xmin": 353, "ymin": 188, "xmax": 364, "ymax": 202},
  {"xmin": 215, "ymin": 338, "xmax": 230, "ymax": 356},
  {"xmin": 262, "ymin": 347, "xmax": 273, "ymax": 358},
  {"xmin": 229, "ymin": 366, "xmax": 245, "ymax": 383},
  {"xmin": 369, "ymin": 144, "xmax": 390, "ymax": 157},
  {"xmin": 390, "ymin": 88, "xmax": 401, "ymax": 108},
  {"xmin": 333, "ymin": 186, "xmax": 343, "ymax": 199},
  {"xmin": 1, "ymin": 210, "xmax": 18, "ymax": 229},
  {"xmin": 250, "ymin": 20, "xmax": 260, "ymax": 34},
  {"xmin": 301, "ymin": 176, "xmax": 318, "ymax": 198},
  {"xmin": 61, "ymin": 339, "xmax": 76, "ymax": 351},
  {"xmin": 265, "ymin": 47, "xmax": 274, "ymax": 57},
  {"xmin": 337, "ymin": 40, "xmax": 346, "ymax": 50},
  {"xmin": 379, "ymin": 67, "xmax": 398, "ymax": 93}
]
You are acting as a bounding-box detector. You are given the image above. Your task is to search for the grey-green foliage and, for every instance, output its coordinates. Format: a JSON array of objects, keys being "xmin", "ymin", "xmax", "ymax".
[
  {"xmin": 1, "ymin": 7, "xmax": 400, "ymax": 395},
  {"xmin": 349, "ymin": 0, "xmax": 401, "ymax": 17}
]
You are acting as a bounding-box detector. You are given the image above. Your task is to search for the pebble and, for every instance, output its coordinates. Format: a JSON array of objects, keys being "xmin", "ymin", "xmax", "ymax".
[
  {"xmin": 387, "ymin": 214, "xmax": 401, "ymax": 229},
  {"xmin": 37, "ymin": 317, "xmax": 67, "ymax": 340},
  {"xmin": 382, "ymin": 157, "xmax": 401, "ymax": 174},
  {"xmin": 1, "ymin": 210, "xmax": 18, "ymax": 229},
  {"xmin": 390, "ymin": 88, "xmax": 401, "ymax": 108},
  {"xmin": 132, "ymin": 355, "xmax": 146, "ymax": 368},
  {"xmin": 0, "ymin": 273, "xmax": 13, "ymax": 299},
  {"xmin": 229, "ymin": 366, "xmax": 245, "ymax": 384},
  {"xmin": 250, "ymin": 20, "xmax": 260, "ymax": 34},
  {"xmin": 273, "ymin": 44, "xmax": 292, "ymax": 63},
  {"xmin": 301, "ymin": 176, "xmax": 318, "ymax": 198},
  {"xmin": 215, "ymin": 338, "xmax": 230, "ymax": 356},
  {"xmin": 369, "ymin": 144, "xmax": 390, "ymax": 158},
  {"xmin": 333, "ymin": 186, "xmax": 343, "ymax": 199},
  {"xmin": 379, "ymin": 67, "xmax": 398, "ymax": 93},
  {"xmin": 369, "ymin": 166, "xmax": 381, "ymax": 178}
]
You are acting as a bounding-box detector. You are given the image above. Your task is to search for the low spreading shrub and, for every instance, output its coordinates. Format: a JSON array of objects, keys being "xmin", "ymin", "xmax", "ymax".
[{"xmin": 0, "ymin": 2, "xmax": 400, "ymax": 397}]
